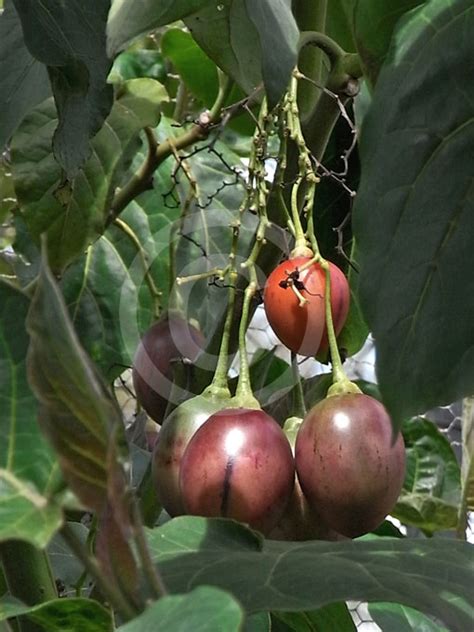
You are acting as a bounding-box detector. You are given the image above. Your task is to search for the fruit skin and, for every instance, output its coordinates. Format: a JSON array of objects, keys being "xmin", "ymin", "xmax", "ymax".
[
  {"xmin": 268, "ymin": 417, "xmax": 344, "ymax": 542},
  {"xmin": 132, "ymin": 315, "xmax": 204, "ymax": 423},
  {"xmin": 295, "ymin": 394, "xmax": 405, "ymax": 538},
  {"xmin": 180, "ymin": 408, "xmax": 295, "ymax": 535},
  {"xmin": 152, "ymin": 394, "xmax": 230, "ymax": 517},
  {"xmin": 263, "ymin": 257, "xmax": 349, "ymax": 357}
]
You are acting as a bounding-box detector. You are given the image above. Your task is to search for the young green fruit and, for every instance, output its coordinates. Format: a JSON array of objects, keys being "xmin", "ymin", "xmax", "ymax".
[
  {"xmin": 180, "ymin": 408, "xmax": 295, "ymax": 535},
  {"xmin": 295, "ymin": 393, "xmax": 405, "ymax": 538}
]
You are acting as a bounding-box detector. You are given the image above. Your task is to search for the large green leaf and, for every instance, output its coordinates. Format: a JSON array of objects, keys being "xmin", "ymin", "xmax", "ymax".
[
  {"xmin": 154, "ymin": 118, "xmax": 254, "ymax": 334},
  {"xmin": 353, "ymin": 0, "xmax": 474, "ymax": 427},
  {"xmin": 26, "ymin": 253, "xmax": 139, "ymax": 596},
  {"xmin": 393, "ymin": 417, "xmax": 461, "ymax": 532},
  {"xmin": 12, "ymin": 0, "xmax": 113, "ymax": 177},
  {"xmin": 0, "ymin": 280, "xmax": 62, "ymax": 547},
  {"xmin": 0, "ymin": 1, "xmax": 51, "ymax": 147},
  {"xmin": 11, "ymin": 79, "xmax": 163, "ymax": 271},
  {"xmin": 326, "ymin": 1, "xmax": 356, "ymax": 54},
  {"xmin": 185, "ymin": 1, "xmax": 262, "ymax": 96},
  {"xmin": 107, "ymin": 0, "xmax": 216, "ymax": 55},
  {"xmin": 117, "ymin": 586, "xmax": 244, "ymax": 631},
  {"xmin": 272, "ymin": 603, "xmax": 356, "ymax": 631},
  {"xmin": 161, "ymin": 28, "xmax": 218, "ymax": 107},
  {"xmin": 147, "ymin": 516, "xmax": 474, "ymax": 632},
  {"xmin": 244, "ymin": 0, "xmax": 299, "ymax": 107},
  {"xmin": 0, "ymin": 597, "xmax": 112, "ymax": 631},
  {"xmin": 369, "ymin": 602, "xmax": 448, "ymax": 632},
  {"xmin": 26, "ymin": 254, "xmax": 125, "ymax": 512},
  {"xmin": 345, "ymin": 0, "xmax": 425, "ymax": 86}
]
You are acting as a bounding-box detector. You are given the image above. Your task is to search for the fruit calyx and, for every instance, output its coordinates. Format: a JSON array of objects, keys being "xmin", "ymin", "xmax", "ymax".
[{"xmin": 327, "ymin": 379, "xmax": 362, "ymax": 398}]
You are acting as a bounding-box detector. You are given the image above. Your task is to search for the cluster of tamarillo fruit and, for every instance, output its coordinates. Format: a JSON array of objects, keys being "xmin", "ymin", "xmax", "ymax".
[{"xmin": 132, "ymin": 255, "xmax": 406, "ymax": 540}]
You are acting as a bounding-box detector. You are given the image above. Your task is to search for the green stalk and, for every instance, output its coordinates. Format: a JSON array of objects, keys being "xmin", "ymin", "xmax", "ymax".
[
  {"xmin": 322, "ymin": 263, "xmax": 360, "ymax": 397},
  {"xmin": 203, "ymin": 225, "xmax": 239, "ymax": 401},
  {"xmin": 291, "ymin": 352, "xmax": 307, "ymax": 418},
  {"xmin": 0, "ymin": 541, "xmax": 57, "ymax": 632}
]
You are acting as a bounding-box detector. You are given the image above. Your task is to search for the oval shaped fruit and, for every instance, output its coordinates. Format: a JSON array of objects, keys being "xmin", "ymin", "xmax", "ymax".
[
  {"xmin": 152, "ymin": 394, "xmax": 231, "ymax": 517},
  {"xmin": 180, "ymin": 408, "xmax": 295, "ymax": 535},
  {"xmin": 268, "ymin": 417, "xmax": 344, "ymax": 542},
  {"xmin": 263, "ymin": 257, "xmax": 349, "ymax": 357},
  {"xmin": 132, "ymin": 315, "xmax": 204, "ymax": 423},
  {"xmin": 295, "ymin": 393, "xmax": 405, "ymax": 538}
]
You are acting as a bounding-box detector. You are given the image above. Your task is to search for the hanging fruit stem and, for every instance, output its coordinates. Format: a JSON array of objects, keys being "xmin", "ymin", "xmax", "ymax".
[
  {"xmin": 291, "ymin": 352, "xmax": 307, "ymax": 418},
  {"xmin": 233, "ymin": 99, "xmax": 273, "ymax": 409},
  {"xmin": 203, "ymin": 223, "xmax": 240, "ymax": 401},
  {"xmin": 285, "ymin": 70, "xmax": 360, "ymax": 397}
]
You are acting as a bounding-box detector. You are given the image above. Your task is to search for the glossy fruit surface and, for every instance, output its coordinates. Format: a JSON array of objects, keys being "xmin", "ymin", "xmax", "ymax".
[
  {"xmin": 180, "ymin": 408, "xmax": 295, "ymax": 535},
  {"xmin": 263, "ymin": 257, "xmax": 349, "ymax": 357},
  {"xmin": 132, "ymin": 315, "xmax": 204, "ymax": 423},
  {"xmin": 295, "ymin": 394, "xmax": 405, "ymax": 538},
  {"xmin": 152, "ymin": 394, "xmax": 230, "ymax": 517},
  {"xmin": 268, "ymin": 417, "xmax": 344, "ymax": 542}
]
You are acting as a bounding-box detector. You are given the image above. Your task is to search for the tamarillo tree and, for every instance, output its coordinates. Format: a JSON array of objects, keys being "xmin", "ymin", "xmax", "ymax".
[{"xmin": 0, "ymin": 1, "xmax": 473, "ymax": 630}]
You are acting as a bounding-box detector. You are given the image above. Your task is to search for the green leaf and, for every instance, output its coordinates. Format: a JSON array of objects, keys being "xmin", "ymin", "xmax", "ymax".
[
  {"xmin": 153, "ymin": 118, "xmax": 254, "ymax": 333},
  {"xmin": 26, "ymin": 252, "xmax": 139, "ymax": 595},
  {"xmin": 11, "ymin": 79, "xmax": 162, "ymax": 271},
  {"xmin": 148, "ymin": 516, "xmax": 474, "ymax": 632},
  {"xmin": 244, "ymin": 0, "xmax": 299, "ymax": 108},
  {"xmin": 272, "ymin": 603, "xmax": 356, "ymax": 631},
  {"xmin": 109, "ymin": 49, "xmax": 167, "ymax": 84},
  {"xmin": 337, "ymin": 257, "xmax": 369, "ymax": 359},
  {"xmin": 244, "ymin": 612, "xmax": 271, "ymax": 631},
  {"xmin": 393, "ymin": 417, "xmax": 461, "ymax": 532},
  {"xmin": 161, "ymin": 28, "xmax": 218, "ymax": 107},
  {"xmin": 12, "ymin": 0, "xmax": 113, "ymax": 177},
  {"xmin": 346, "ymin": 0, "xmax": 425, "ymax": 87},
  {"xmin": 185, "ymin": 1, "xmax": 262, "ymax": 95},
  {"xmin": 26, "ymin": 253, "xmax": 125, "ymax": 513},
  {"xmin": 0, "ymin": 280, "xmax": 62, "ymax": 547},
  {"xmin": 353, "ymin": 0, "xmax": 474, "ymax": 427},
  {"xmin": 326, "ymin": 1, "xmax": 356, "ymax": 54},
  {"xmin": 107, "ymin": 0, "xmax": 216, "ymax": 55},
  {"xmin": 369, "ymin": 602, "xmax": 449, "ymax": 632},
  {"xmin": 47, "ymin": 522, "xmax": 90, "ymax": 597},
  {"xmin": 0, "ymin": 1, "xmax": 51, "ymax": 147},
  {"xmin": 117, "ymin": 586, "xmax": 244, "ymax": 631},
  {"xmin": 0, "ymin": 597, "xmax": 113, "ymax": 632}
]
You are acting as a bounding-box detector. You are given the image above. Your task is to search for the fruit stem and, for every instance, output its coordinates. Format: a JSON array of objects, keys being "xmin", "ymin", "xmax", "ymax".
[
  {"xmin": 321, "ymin": 262, "xmax": 361, "ymax": 397},
  {"xmin": 234, "ymin": 277, "xmax": 260, "ymax": 409},
  {"xmin": 291, "ymin": 352, "xmax": 307, "ymax": 417},
  {"xmin": 113, "ymin": 218, "xmax": 161, "ymax": 319},
  {"xmin": 205, "ymin": 223, "xmax": 240, "ymax": 399},
  {"xmin": 284, "ymin": 72, "xmax": 322, "ymax": 260},
  {"xmin": 233, "ymin": 100, "xmax": 274, "ymax": 409}
]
